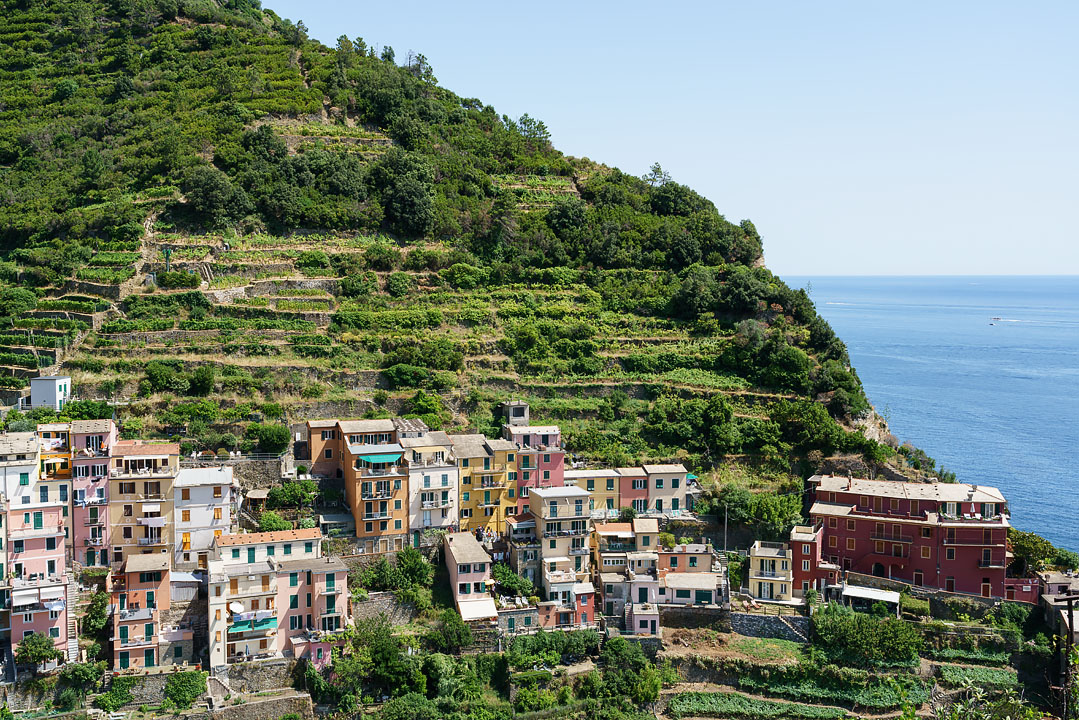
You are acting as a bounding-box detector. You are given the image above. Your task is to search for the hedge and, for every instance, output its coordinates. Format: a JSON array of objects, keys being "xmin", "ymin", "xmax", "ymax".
[{"xmin": 937, "ymin": 665, "xmax": 1018, "ymax": 689}]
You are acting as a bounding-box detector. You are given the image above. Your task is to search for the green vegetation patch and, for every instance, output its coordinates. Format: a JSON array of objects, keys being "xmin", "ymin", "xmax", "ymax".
[{"xmin": 667, "ymin": 691, "xmax": 850, "ymax": 719}]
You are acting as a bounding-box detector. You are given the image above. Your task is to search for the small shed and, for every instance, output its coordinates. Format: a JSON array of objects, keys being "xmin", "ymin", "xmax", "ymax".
[{"xmin": 839, "ymin": 584, "xmax": 901, "ymax": 617}]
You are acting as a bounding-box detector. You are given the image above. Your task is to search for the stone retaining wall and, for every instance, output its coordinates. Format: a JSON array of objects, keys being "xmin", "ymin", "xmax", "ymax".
[
  {"xmin": 658, "ymin": 605, "xmax": 731, "ymax": 631},
  {"xmin": 226, "ymin": 657, "xmax": 297, "ymax": 694},
  {"xmin": 729, "ymin": 612, "xmax": 808, "ymax": 643},
  {"xmin": 351, "ymin": 590, "xmax": 419, "ymax": 626}
]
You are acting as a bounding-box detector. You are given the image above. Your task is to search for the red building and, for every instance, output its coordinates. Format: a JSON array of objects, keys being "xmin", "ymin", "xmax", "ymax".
[
  {"xmin": 790, "ymin": 524, "xmax": 840, "ymax": 595},
  {"xmin": 808, "ymin": 475, "xmax": 1009, "ymax": 598}
]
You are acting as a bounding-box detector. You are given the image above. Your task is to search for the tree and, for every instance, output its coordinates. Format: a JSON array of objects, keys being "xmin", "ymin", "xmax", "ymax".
[
  {"xmin": 618, "ymin": 506, "xmax": 637, "ymax": 522},
  {"xmin": 82, "ymin": 592, "xmax": 109, "ymax": 635},
  {"xmin": 425, "ymin": 609, "xmax": 473, "ymax": 653},
  {"xmin": 254, "ymin": 424, "xmax": 290, "ymax": 454},
  {"xmin": 0, "ymin": 288, "xmax": 37, "ymax": 318},
  {"xmin": 58, "ymin": 661, "xmax": 105, "ymax": 696},
  {"xmin": 642, "ymin": 162, "xmax": 670, "ymax": 187},
  {"xmin": 15, "ymin": 632, "xmax": 62, "ymax": 670},
  {"xmin": 1008, "ymin": 528, "xmax": 1054, "ymax": 573},
  {"xmin": 258, "ymin": 511, "xmax": 290, "ymax": 532},
  {"xmin": 380, "ymin": 693, "xmax": 439, "ymax": 720},
  {"xmin": 396, "ymin": 546, "xmax": 433, "ymax": 588},
  {"xmin": 658, "ymin": 532, "xmax": 676, "ymax": 549},
  {"xmin": 183, "ymin": 165, "xmax": 252, "ymax": 228},
  {"xmin": 188, "ymin": 365, "xmax": 215, "ymax": 396}
]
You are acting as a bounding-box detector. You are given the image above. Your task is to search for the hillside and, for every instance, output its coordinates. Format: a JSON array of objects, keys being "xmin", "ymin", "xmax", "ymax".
[{"xmin": 0, "ymin": 0, "xmax": 933, "ymax": 494}]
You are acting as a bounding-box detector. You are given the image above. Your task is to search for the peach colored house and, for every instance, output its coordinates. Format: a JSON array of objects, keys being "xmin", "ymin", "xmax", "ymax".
[
  {"xmin": 110, "ymin": 554, "xmax": 173, "ymax": 670},
  {"xmin": 445, "ymin": 532, "xmax": 496, "ymax": 622}
]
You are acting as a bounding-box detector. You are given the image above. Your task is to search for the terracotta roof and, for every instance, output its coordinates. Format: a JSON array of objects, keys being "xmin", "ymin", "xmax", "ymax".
[
  {"xmin": 113, "ymin": 440, "xmax": 180, "ymax": 456},
  {"xmin": 811, "ymin": 474, "xmax": 1006, "ymax": 504},
  {"xmin": 216, "ymin": 528, "xmax": 322, "ymax": 547},
  {"xmin": 594, "ymin": 522, "xmax": 633, "ymax": 535}
]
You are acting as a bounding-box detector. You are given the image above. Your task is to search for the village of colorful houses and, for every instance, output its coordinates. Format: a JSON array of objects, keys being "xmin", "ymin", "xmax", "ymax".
[{"xmin": 0, "ymin": 376, "xmax": 1074, "ymax": 683}]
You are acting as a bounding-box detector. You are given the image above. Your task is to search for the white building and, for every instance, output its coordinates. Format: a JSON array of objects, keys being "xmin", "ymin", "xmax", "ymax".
[
  {"xmin": 402, "ymin": 431, "xmax": 459, "ymax": 543},
  {"xmin": 174, "ymin": 466, "xmax": 240, "ymax": 569},
  {"xmin": 0, "ymin": 432, "xmax": 42, "ymax": 506},
  {"xmin": 29, "ymin": 377, "xmax": 72, "ymax": 412}
]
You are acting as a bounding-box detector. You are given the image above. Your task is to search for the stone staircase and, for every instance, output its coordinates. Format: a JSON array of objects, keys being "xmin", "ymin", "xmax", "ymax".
[
  {"xmin": 777, "ymin": 614, "xmax": 809, "ymax": 643},
  {"xmin": 65, "ymin": 572, "xmax": 78, "ymax": 661}
]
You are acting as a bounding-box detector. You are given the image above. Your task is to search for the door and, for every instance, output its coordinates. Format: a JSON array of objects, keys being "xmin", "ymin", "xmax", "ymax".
[
  {"xmin": 146, "ymin": 591, "xmax": 155, "ymax": 609},
  {"xmin": 413, "ymin": 531, "xmax": 420, "ymax": 548},
  {"xmin": 695, "ymin": 590, "xmax": 712, "ymax": 604},
  {"xmin": 119, "ymin": 626, "xmax": 128, "ymax": 644},
  {"xmin": 247, "ymin": 547, "xmax": 255, "ymax": 563},
  {"xmin": 650, "ymin": 620, "xmax": 656, "ymax": 635},
  {"xmin": 144, "ymin": 649, "xmax": 155, "ymax": 667},
  {"xmin": 119, "ymin": 652, "xmax": 129, "ymax": 669},
  {"xmin": 638, "ymin": 587, "xmax": 647, "ymax": 603},
  {"xmin": 507, "ymin": 617, "xmax": 515, "ymax": 633},
  {"xmin": 32, "ymin": 512, "xmax": 43, "ymax": 529},
  {"xmin": 606, "ymin": 602, "xmax": 614, "ymax": 616},
  {"xmin": 759, "ymin": 582, "xmax": 772, "ymax": 600},
  {"xmin": 981, "ymin": 582, "xmax": 991, "ymax": 598}
]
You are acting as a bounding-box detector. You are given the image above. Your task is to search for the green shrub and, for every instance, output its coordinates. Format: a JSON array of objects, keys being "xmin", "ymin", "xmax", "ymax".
[
  {"xmin": 157, "ymin": 271, "xmax": 200, "ymax": 289},
  {"xmin": 668, "ymin": 691, "xmax": 850, "ymax": 719},
  {"xmin": 95, "ymin": 676, "xmax": 138, "ymax": 711},
  {"xmin": 937, "ymin": 665, "xmax": 1017, "ymax": 689},
  {"xmin": 164, "ymin": 670, "xmax": 207, "ymax": 708},
  {"xmin": 810, "ymin": 604, "xmax": 921, "ymax": 667}
]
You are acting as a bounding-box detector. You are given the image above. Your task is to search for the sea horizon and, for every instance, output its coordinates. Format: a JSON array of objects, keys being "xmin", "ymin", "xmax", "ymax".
[{"xmin": 782, "ymin": 275, "xmax": 1079, "ymax": 551}]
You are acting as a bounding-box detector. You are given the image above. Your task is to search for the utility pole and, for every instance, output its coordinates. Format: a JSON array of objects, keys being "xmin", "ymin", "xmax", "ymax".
[{"xmin": 164, "ymin": 247, "xmax": 172, "ymax": 273}]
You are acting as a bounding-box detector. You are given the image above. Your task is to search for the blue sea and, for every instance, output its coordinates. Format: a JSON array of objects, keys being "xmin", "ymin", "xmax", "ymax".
[{"xmin": 782, "ymin": 276, "xmax": 1079, "ymax": 551}]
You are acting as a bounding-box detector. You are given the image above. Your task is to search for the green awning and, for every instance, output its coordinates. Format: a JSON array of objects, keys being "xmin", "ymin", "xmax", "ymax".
[
  {"xmin": 228, "ymin": 617, "xmax": 276, "ymax": 634},
  {"xmin": 686, "ymin": 474, "xmax": 698, "ymax": 480},
  {"xmin": 360, "ymin": 453, "xmax": 402, "ymax": 464}
]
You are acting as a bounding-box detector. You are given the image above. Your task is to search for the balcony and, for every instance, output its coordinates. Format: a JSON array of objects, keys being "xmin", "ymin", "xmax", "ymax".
[
  {"xmin": 358, "ymin": 466, "xmax": 405, "ymax": 478},
  {"xmin": 473, "ymin": 464, "xmax": 506, "ymax": 474},
  {"xmin": 569, "ymin": 547, "xmax": 589, "ymax": 556},
  {"xmin": 8, "ymin": 524, "xmax": 64, "ymax": 540},
  {"xmin": 421, "ymin": 499, "xmax": 452, "ymax": 509},
  {"xmin": 544, "ymin": 569, "xmax": 579, "ymax": 585},
  {"xmin": 111, "ymin": 466, "xmax": 175, "ymax": 480},
  {"xmin": 137, "ymin": 536, "xmax": 165, "ymax": 546},
  {"xmin": 138, "ymin": 493, "xmax": 165, "ymax": 502},
  {"xmin": 118, "ymin": 635, "xmax": 157, "ymax": 648},
  {"xmin": 363, "ymin": 511, "xmax": 391, "ymax": 520},
  {"xmin": 11, "ymin": 574, "xmax": 65, "ymax": 588},
  {"xmin": 870, "ymin": 533, "xmax": 914, "ymax": 544},
  {"xmin": 137, "ymin": 517, "xmax": 166, "ymax": 527},
  {"xmin": 979, "ymin": 559, "xmax": 1006, "ymax": 569},
  {"xmin": 83, "ymin": 518, "xmax": 104, "ymax": 526},
  {"xmin": 543, "ymin": 528, "xmax": 589, "ymax": 539},
  {"xmin": 85, "ymin": 537, "xmax": 105, "ymax": 546},
  {"xmin": 479, "ymin": 478, "xmax": 504, "ymax": 488},
  {"xmin": 361, "ymin": 487, "xmax": 394, "ymax": 500},
  {"xmin": 600, "ymin": 542, "xmax": 637, "ymax": 553},
  {"xmin": 117, "ymin": 607, "xmax": 155, "ymax": 622},
  {"xmin": 412, "ymin": 456, "xmax": 455, "ymax": 468},
  {"xmin": 750, "ymin": 570, "xmax": 786, "ymax": 579},
  {"xmin": 547, "ymin": 510, "xmax": 588, "ymax": 520},
  {"xmin": 74, "ymin": 496, "xmax": 107, "ymax": 507},
  {"xmin": 228, "ymin": 617, "xmax": 278, "ymax": 635}
]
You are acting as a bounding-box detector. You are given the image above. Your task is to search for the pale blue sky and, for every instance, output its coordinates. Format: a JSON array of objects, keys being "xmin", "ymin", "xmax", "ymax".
[{"xmin": 267, "ymin": 1, "xmax": 1078, "ymax": 275}]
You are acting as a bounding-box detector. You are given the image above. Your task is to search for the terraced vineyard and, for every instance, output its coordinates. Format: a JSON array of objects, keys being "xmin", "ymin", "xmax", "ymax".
[{"xmin": 0, "ymin": 0, "xmax": 915, "ymax": 489}]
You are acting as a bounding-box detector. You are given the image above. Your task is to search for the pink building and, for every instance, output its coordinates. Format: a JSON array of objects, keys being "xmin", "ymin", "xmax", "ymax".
[
  {"xmin": 504, "ymin": 425, "xmax": 565, "ymax": 515},
  {"xmin": 445, "ymin": 532, "xmax": 497, "ymax": 622},
  {"xmin": 276, "ymin": 556, "xmax": 350, "ymax": 669},
  {"xmin": 617, "ymin": 467, "xmax": 648, "ymax": 515},
  {"xmin": 110, "ymin": 554, "xmax": 171, "ymax": 670},
  {"xmin": 790, "ymin": 524, "xmax": 840, "ymax": 596},
  {"xmin": 70, "ymin": 419, "xmax": 116, "ymax": 568},
  {"xmin": 9, "ymin": 502, "xmax": 73, "ymax": 663}
]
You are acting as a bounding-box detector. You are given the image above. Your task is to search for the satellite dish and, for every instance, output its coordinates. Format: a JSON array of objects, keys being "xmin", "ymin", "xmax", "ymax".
[{"xmin": 228, "ymin": 602, "xmax": 243, "ymax": 614}]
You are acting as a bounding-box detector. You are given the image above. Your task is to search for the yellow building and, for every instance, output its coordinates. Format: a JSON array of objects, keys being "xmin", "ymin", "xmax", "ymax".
[
  {"xmin": 450, "ymin": 434, "xmax": 518, "ymax": 536},
  {"xmin": 747, "ymin": 540, "xmax": 794, "ymax": 602},
  {"xmin": 564, "ymin": 469, "xmax": 620, "ymax": 521},
  {"xmin": 108, "ymin": 440, "xmax": 179, "ymax": 567}
]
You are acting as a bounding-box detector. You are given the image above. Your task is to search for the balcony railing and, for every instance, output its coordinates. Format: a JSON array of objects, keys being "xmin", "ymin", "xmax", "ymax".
[
  {"xmin": 111, "ymin": 466, "xmax": 175, "ymax": 479},
  {"xmin": 138, "ymin": 493, "xmax": 165, "ymax": 501},
  {"xmin": 870, "ymin": 533, "xmax": 914, "ymax": 544},
  {"xmin": 474, "ymin": 464, "xmax": 506, "ymax": 474},
  {"xmin": 600, "ymin": 542, "xmax": 637, "ymax": 553},
  {"xmin": 979, "ymin": 559, "xmax": 1006, "ymax": 568},
  {"xmin": 85, "ymin": 537, "xmax": 104, "ymax": 546},
  {"xmin": 479, "ymin": 478, "xmax": 504, "ymax": 488},
  {"xmin": 543, "ymin": 528, "xmax": 589, "ymax": 538},
  {"xmin": 363, "ymin": 511, "xmax": 390, "ymax": 520},
  {"xmin": 84, "ymin": 518, "xmax": 104, "ymax": 526},
  {"xmin": 117, "ymin": 606, "xmax": 155, "ymax": 622},
  {"xmin": 8, "ymin": 524, "xmax": 64, "ymax": 540},
  {"xmin": 569, "ymin": 547, "xmax": 589, "ymax": 556},
  {"xmin": 137, "ymin": 537, "xmax": 165, "ymax": 546},
  {"xmin": 421, "ymin": 499, "xmax": 452, "ymax": 509},
  {"xmin": 118, "ymin": 636, "xmax": 156, "ymax": 648},
  {"xmin": 361, "ymin": 488, "xmax": 394, "ymax": 500},
  {"xmin": 359, "ymin": 466, "xmax": 405, "ymax": 477},
  {"xmin": 74, "ymin": 496, "xmax": 107, "ymax": 507}
]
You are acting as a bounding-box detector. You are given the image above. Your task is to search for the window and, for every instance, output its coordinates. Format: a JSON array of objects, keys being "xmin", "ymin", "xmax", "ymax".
[
  {"xmin": 181, "ymin": 488, "xmax": 190, "ymax": 501},
  {"xmin": 655, "ymin": 478, "xmax": 664, "ymax": 489},
  {"xmin": 675, "ymin": 589, "xmax": 691, "ymax": 599},
  {"xmin": 324, "ymin": 449, "xmax": 332, "ymax": 459},
  {"xmin": 213, "ymin": 486, "xmax": 223, "ymax": 498},
  {"xmin": 586, "ymin": 479, "xmax": 594, "ymax": 491},
  {"xmin": 182, "ymin": 510, "xmax": 191, "ymax": 522},
  {"xmin": 921, "ymin": 546, "xmax": 931, "ymax": 559},
  {"xmin": 543, "ymin": 470, "xmax": 550, "ymax": 480},
  {"xmin": 946, "ymin": 548, "xmax": 955, "ymax": 560},
  {"xmin": 18, "ymin": 473, "xmax": 28, "ymax": 486},
  {"xmin": 231, "ymin": 548, "xmax": 240, "ymax": 559},
  {"xmin": 305, "ymin": 541, "xmax": 313, "ymax": 553},
  {"xmin": 267, "ymin": 545, "xmax": 275, "ymax": 556},
  {"xmin": 670, "ymin": 557, "xmax": 678, "ymax": 568},
  {"xmin": 59, "ymin": 485, "xmax": 67, "ymax": 501},
  {"xmin": 607, "ymin": 478, "xmax": 615, "ymax": 491},
  {"xmin": 12, "ymin": 541, "xmax": 22, "ymax": 554},
  {"xmin": 632, "ymin": 478, "xmax": 645, "ymax": 490},
  {"xmin": 39, "ymin": 486, "xmax": 47, "ymax": 502},
  {"xmin": 284, "ymin": 544, "xmax": 292, "ymax": 555},
  {"xmin": 290, "ymin": 572, "xmax": 298, "ymax": 587},
  {"xmin": 214, "ymin": 507, "xmax": 222, "ymax": 520},
  {"xmin": 846, "ymin": 538, "xmax": 856, "ymax": 551},
  {"xmin": 290, "ymin": 595, "xmax": 298, "ymax": 609},
  {"xmin": 846, "ymin": 519, "xmax": 856, "ymax": 531},
  {"xmin": 689, "ymin": 556, "xmax": 697, "ymax": 568}
]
